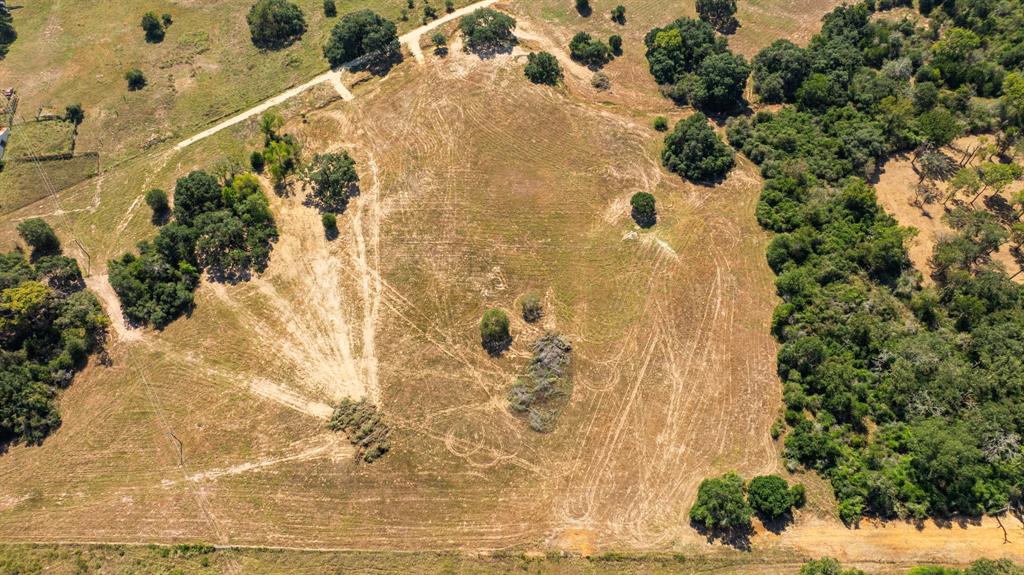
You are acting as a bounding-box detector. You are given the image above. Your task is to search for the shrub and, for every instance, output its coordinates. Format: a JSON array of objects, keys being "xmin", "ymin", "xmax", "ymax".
[
  {"xmin": 250, "ymin": 150, "xmax": 266, "ymax": 173},
  {"xmin": 161, "ymin": 13, "xmax": 173, "ymax": 26},
  {"xmin": 569, "ymin": 32, "xmax": 610, "ymax": 67},
  {"xmin": 591, "ymin": 72, "xmax": 610, "ymax": 90},
  {"xmin": 480, "ymin": 308, "xmax": 511, "ymax": 355},
  {"xmin": 144, "ymin": 188, "xmax": 170, "ymax": 222},
  {"xmin": 689, "ymin": 472, "xmax": 752, "ymax": 532},
  {"xmin": 324, "ymin": 10, "xmax": 399, "ymax": 66},
  {"xmin": 611, "ymin": 5, "xmax": 626, "ymax": 24},
  {"xmin": 17, "ymin": 218, "xmax": 60, "ymax": 257},
  {"xmin": 630, "ymin": 192, "xmax": 656, "ymax": 228},
  {"xmin": 445, "ymin": 0, "xmax": 455, "ymax": 13},
  {"xmin": 323, "ymin": 0, "xmax": 337, "ymax": 17},
  {"xmin": 507, "ymin": 333, "xmax": 573, "ymax": 431},
  {"xmin": 432, "ymin": 32, "xmax": 447, "ymax": 48},
  {"xmin": 321, "ymin": 213, "xmax": 338, "ymax": 238},
  {"xmin": 329, "ymin": 399, "xmax": 391, "ymax": 462},
  {"xmin": 696, "ymin": 0, "xmax": 738, "ymax": 33},
  {"xmin": 141, "ymin": 12, "xmax": 165, "ymax": 43},
  {"xmin": 747, "ymin": 474, "xmax": 797, "ymax": 520},
  {"xmin": 459, "ymin": 8, "xmax": 517, "ymax": 52},
  {"xmin": 0, "ymin": 2, "xmax": 15, "ymax": 59},
  {"xmin": 662, "ymin": 113, "xmax": 735, "ymax": 182},
  {"xmin": 125, "ymin": 68, "xmax": 146, "ymax": 91},
  {"xmin": 423, "ymin": 3, "xmax": 438, "ymax": 23},
  {"xmin": 609, "ymin": 34, "xmax": 622, "ymax": 55},
  {"xmin": 521, "ymin": 293, "xmax": 542, "ymax": 322},
  {"xmin": 524, "ymin": 51, "xmax": 562, "ymax": 85},
  {"xmin": 653, "ymin": 116, "xmax": 669, "ymax": 131},
  {"xmin": 575, "ymin": 0, "xmax": 591, "ymax": 15},
  {"xmin": 64, "ymin": 103, "xmax": 84, "ymax": 125},
  {"xmin": 305, "ymin": 151, "xmax": 359, "ymax": 212},
  {"xmin": 247, "ymin": 0, "xmax": 307, "ymax": 50}
]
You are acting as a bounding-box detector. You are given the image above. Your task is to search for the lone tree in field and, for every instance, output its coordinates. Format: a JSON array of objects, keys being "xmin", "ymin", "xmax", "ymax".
[
  {"xmin": 247, "ymin": 0, "xmax": 307, "ymax": 50},
  {"xmin": 575, "ymin": 0, "xmax": 591, "ymax": 16},
  {"xmin": 747, "ymin": 475, "xmax": 802, "ymax": 521},
  {"xmin": 324, "ymin": 10, "xmax": 399, "ymax": 66},
  {"xmin": 630, "ymin": 192, "xmax": 657, "ymax": 228},
  {"xmin": 689, "ymin": 472, "xmax": 752, "ymax": 533},
  {"xmin": 140, "ymin": 11, "xmax": 165, "ymax": 43},
  {"xmin": 145, "ymin": 188, "xmax": 170, "ymax": 223},
  {"xmin": 480, "ymin": 308, "xmax": 512, "ymax": 355},
  {"xmin": 64, "ymin": 103, "xmax": 84, "ymax": 126},
  {"xmin": 662, "ymin": 113, "xmax": 735, "ymax": 182},
  {"xmin": 323, "ymin": 0, "xmax": 337, "ymax": 17},
  {"xmin": 524, "ymin": 51, "xmax": 562, "ymax": 85},
  {"xmin": 610, "ymin": 5, "xmax": 626, "ymax": 24},
  {"xmin": 520, "ymin": 294, "xmax": 542, "ymax": 323},
  {"xmin": 696, "ymin": 0, "xmax": 739, "ymax": 34},
  {"xmin": 305, "ymin": 151, "xmax": 359, "ymax": 212},
  {"xmin": 17, "ymin": 218, "xmax": 60, "ymax": 257},
  {"xmin": 125, "ymin": 68, "xmax": 146, "ymax": 91},
  {"xmin": 459, "ymin": 8, "xmax": 517, "ymax": 52}
]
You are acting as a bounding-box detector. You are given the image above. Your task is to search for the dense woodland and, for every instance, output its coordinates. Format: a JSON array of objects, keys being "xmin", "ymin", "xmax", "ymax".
[
  {"xmin": 715, "ymin": 0, "xmax": 1024, "ymax": 523},
  {"xmin": 0, "ymin": 221, "xmax": 107, "ymax": 447}
]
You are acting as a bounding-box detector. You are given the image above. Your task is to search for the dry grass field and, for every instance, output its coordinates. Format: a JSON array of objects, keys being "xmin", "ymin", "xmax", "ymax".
[{"xmin": 0, "ymin": 0, "xmax": 1021, "ymax": 570}]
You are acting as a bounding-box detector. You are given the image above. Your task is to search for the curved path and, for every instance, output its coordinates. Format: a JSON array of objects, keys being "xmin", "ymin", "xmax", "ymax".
[{"xmin": 173, "ymin": 0, "xmax": 498, "ymax": 151}]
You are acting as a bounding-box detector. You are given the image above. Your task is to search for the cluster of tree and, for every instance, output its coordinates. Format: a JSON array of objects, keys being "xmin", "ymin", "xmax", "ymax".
[
  {"xmin": 0, "ymin": 219, "xmax": 108, "ymax": 447},
  {"xmin": 254, "ymin": 112, "xmax": 301, "ymax": 185},
  {"xmin": 738, "ymin": 1, "xmax": 1024, "ymax": 526},
  {"xmin": 801, "ymin": 557, "xmax": 1021, "ymax": 575},
  {"xmin": 303, "ymin": 151, "xmax": 359, "ymax": 212},
  {"xmin": 569, "ymin": 32, "xmax": 613, "ymax": 68},
  {"xmin": 696, "ymin": 0, "xmax": 738, "ymax": 34},
  {"xmin": 109, "ymin": 170, "xmax": 277, "ymax": 328},
  {"xmin": 323, "ymin": 9, "xmax": 399, "ymax": 67},
  {"xmin": 0, "ymin": 0, "xmax": 15, "ymax": 59},
  {"xmin": 524, "ymin": 51, "xmax": 563, "ymax": 85},
  {"xmin": 140, "ymin": 11, "xmax": 172, "ymax": 43},
  {"xmin": 507, "ymin": 332, "xmax": 572, "ymax": 432},
  {"xmin": 662, "ymin": 113, "xmax": 735, "ymax": 182},
  {"xmin": 328, "ymin": 398, "xmax": 391, "ymax": 462},
  {"xmin": 689, "ymin": 472, "xmax": 804, "ymax": 535},
  {"xmin": 247, "ymin": 0, "xmax": 306, "ymax": 50},
  {"xmin": 459, "ymin": 8, "xmax": 516, "ymax": 53},
  {"xmin": 643, "ymin": 18, "xmax": 749, "ymax": 112}
]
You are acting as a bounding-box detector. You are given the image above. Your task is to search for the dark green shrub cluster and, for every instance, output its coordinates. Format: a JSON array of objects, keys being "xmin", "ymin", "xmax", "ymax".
[
  {"xmin": 459, "ymin": 8, "xmax": 516, "ymax": 52},
  {"xmin": 630, "ymin": 192, "xmax": 656, "ymax": 228},
  {"xmin": 323, "ymin": 9, "xmax": 399, "ymax": 66},
  {"xmin": 520, "ymin": 293, "xmax": 542, "ymax": 323},
  {"xmin": 0, "ymin": 238, "xmax": 108, "ymax": 447},
  {"xmin": 524, "ymin": 51, "xmax": 562, "ymax": 85},
  {"xmin": 247, "ymin": 0, "xmax": 306, "ymax": 50},
  {"xmin": 328, "ymin": 398, "xmax": 391, "ymax": 462},
  {"xmin": 125, "ymin": 68, "xmax": 146, "ymax": 91},
  {"xmin": 508, "ymin": 333, "xmax": 572, "ymax": 432},
  {"xmin": 0, "ymin": 1, "xmax": 16, "ymax": 58},
  {"xmin": 738, "ymin": 1, "xmax": 1024, "ymax": 525},
  {"xmin": 689, "ymin": 472, "xmax": 804, "ymax": 535},
  {"xmin": 696, "ymin": 0, "xmax": 738, "ymax": 34},
  {"xmin": 109, "ymin": 171, "xmax": 277, "ymax": 328},
  {"xmin": 569, "ymin": 32, "xmax": 610, "ymax": 68},
  {"xmin": 305, "ymin": 152, "xmax": 359, "ymax": 212},
  {"xmin": 140, "ymin": 12, "xmax": 167, "ymax": 43},
  {"xmin": 662, "ymin": 113, "xmax": 734, "ymax": 182}
]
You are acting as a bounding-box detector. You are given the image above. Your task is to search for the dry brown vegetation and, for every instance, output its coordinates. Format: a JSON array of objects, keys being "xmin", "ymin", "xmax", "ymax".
[{"xmin": 0, "ymin": 0, "xmax": 1020, "ymax": 569}]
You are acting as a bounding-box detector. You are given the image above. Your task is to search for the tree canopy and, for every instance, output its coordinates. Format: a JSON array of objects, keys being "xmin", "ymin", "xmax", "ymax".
[
  {"xmin": 0, "ymin": 0, "xmax": 16, "ymax": 59},
  {"xmin": 480, "ymin": 308, "xmax": 511, "ymax": 355},
  {"xmin": 17, "ymin": 218, "xmax": 61, "ymax": 258},
  {"xmin": 630, "ymin": 192, "xmax": 656, "ymax": 228},
  {"xmin": 323, "ymin": 9, "xmax": 399, "ymax": 66},
  {"xmin": 524, "ymin": 51, "xmax": 562, "ymax": 85},
  {"xmin": 569, "ymin": 32, "xmax": 610, "ymax": 68},
  {"xmin": 689, "ymin": 472, "xmax": 752, "ymax": 532},
  {"xmin": 459, "ymin": 8, "xmax": 516, "ymax": 52},
  {"xmin": 696, "ymin": 0, "xmax": 738, "ymax": 34},
  {"xmin": 662, "ymin": 113, "xmax": 735, "ymax": 182},
  {"xmin": 305, "ymin": 151, "xmax": 359, "ymax": 212},
  {"xmin": 247, "ymin": 0, "xmax": 307, "ymax": 50}
]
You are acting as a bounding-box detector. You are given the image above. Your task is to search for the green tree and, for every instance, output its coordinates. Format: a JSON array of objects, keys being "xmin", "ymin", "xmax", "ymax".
[
  {"xmin": 752, "ymin": 39, "xmax": 808, "ymax": 103},
  {"xmin": 696, "ymin": 0, "xmax": 738, "ymax": 33},
  {"xmin": 662, "ymin": 113, "xmax": 735, "ymax": 182},
  {"xmin": 247, "ymin": 0, "xmax": 307, "ymax": 50},
  {"xmin": 520, "ymin": 294, "xmax": 542, "ymax": 323},
  {"xmin": 0, "ymin": 0, "xmax": 17, "ymax": 58},
  {"xmin": 17, "ymin": 218, "xmax": 60, "ymax": 257},
  {"xmin": 689, "ymin": 472, "xmax": 752, "ymax": 532},
  {"xmin": 140, "ymin": 12, "xmax": 165, "ymax": 43},
  {"xmin": 800, "ymin": 558, "xmax": 867, "ymax": 575},
  {"xmin": 644, "ymin": 18, "xmax": 724, "ymax": 85},
  {"xmin": 630, "ymin": 192, "xmax": 656, "ymax": 228},
  {"xmin": 575, "ymin": 0, "xmax": 591, "ymax": 15},
  {"xmin": 459, "ymin": 8, "xmax": 516, "ymax": 52},
  {"xmin": 321, "ymin": 212, "xmax": 338, "ymax": 237},
  {"xmin": 747, "ymin": 475, "xmax": 799, "ymax": 520},
  {"xmin": 250, "ymin": 150, "xmax": 266, "ymax": 173},
  {"xmin": 173, "ymin": 171, "xmax": 222, "ymax": 224},
  {"xmin": 305, "ymin": 152, "xmax": 359, "ymax": 212},
  {"xmin": 263, "ymin": 136, "xmax": 300, "ymax": 185},
  {"xmin": 524, "ymin": 51, "xmax": 562, "ymax": 85},
  {"xmin": 691, "ymin": 50, "xmax": 749, "ymax": 111},
  {"xmin": 610, "ymin": 5, "xmax": 626, "ymax": 24},
  {"xmin": 324, "ymin": 10, "xmax": 399, "ymax": 66},
  {"xmin": 323, "ymin": 0, "xmax": 337, "ymax": 17},
  {"xmin": 144, "ymin": 188, "xmax": 170, "ymax": 223},
  {"xmin": 63, "ymin": 103, "xmax": 84, "ymax": 125},
  {"xmin": 916, "ymin": 108, "xmax": 962, "ymax": 148},
  {"xmin": 653, "ymin": 116, "xmax": 669, "ymax": 131},
  {"xmin": 480, "ymin": 308, "xmax": 511, "ymax": 355},
  {"xmin": 569, "ymin": 32, "xmax": 610, "ymax": 67},
  {"xmin": 125, "ymin": 68, "xmax": 146, "ymax": 91},
  {"xmin": 608, "ymin": 34, "xmax": 622, "ymax": 55}
]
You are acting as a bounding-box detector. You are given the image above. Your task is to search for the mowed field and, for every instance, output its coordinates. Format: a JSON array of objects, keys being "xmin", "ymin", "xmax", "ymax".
[{"xmin": 2, "ymin": 0, "xmax": 1020, "ymax": 568}]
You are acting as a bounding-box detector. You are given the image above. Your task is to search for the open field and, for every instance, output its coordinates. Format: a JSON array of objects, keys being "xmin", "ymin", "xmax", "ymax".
[{"xmin": 0, "ymin": 0, "xmax": 1021, "ymax": 569}]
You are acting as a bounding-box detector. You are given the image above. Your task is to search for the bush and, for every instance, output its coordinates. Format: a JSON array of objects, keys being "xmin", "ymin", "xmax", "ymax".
[
  {"xmin": 247, "ymin": 0, "xmax": 307, "ymax": 50},
  {"xmin": 521, "ymin": 294, "xmax": 542, "ymax": 322},
  {"xmin": 747, "ymin": 475, "xmax": 797, "ymax": 520},
  {"xmin": 653, "ymin": 116, "xmax": 669, "ymax": 131},
  {"xmin": 144, "ymin": 188, "xmax": 170, "ymax": 222},
  {"xmin": 323, "ymin": 0, "xmax": 337, "ymax": 17},
  {"xmin": 507, "ymin": 333, "xmax": 573, "ymax": 431},
  {"xmin": 524, "ymin": 51, "xmax": 562, "ymax": 85},
  {"xmin": 662, "ymin": 113, "xmax": 735, "ymax": 182},
  {"xmin": 630, "ymin": 192, "xmax": 656, "ymax": 228},
  {"xmin": 569, "ymin": 32, "xmax": 610, "ymax": 67},
  {"xmin": 125, "ymin": 68, "xmax": 146, "ymax": 91},
  {"xmin": 141, "ymin": 12, "xmax": 165, "ymax": 43},
  {"xmin": 480, "ymin": 308, "xmax": 511, "ymax": 355},
  {"xmin": 459, "ymin": 8, "xmax": 517, "ymax": 52},
  {"xmin": 575, "ymin": 0, "xmax": 591, "ymax": 15},
  {"xmin": 324, "ymin": 9, "xmax": 399, "ymax": 66},
  {"xmin": 611, "ymin": 5, "xmax": 626, "ymax": 24},
  {"xmin": 329, "ymin": 398, "xmax": 391, "ymax": 462},
  {"xmin": 689, "ymin": 472, "xmax": 752, "ymax": 532},
  {"xmin": 161, "ymin": 13, "xmax": 173, "ymax": 26},
  {"xmin": 591, "ymin": 72, "xmax": 610, "ymax": 90},
  {"xmin": 250, "ymin": 150, "xmax": 266, "ymax": 173},
  {"xmin": 0, "ymin": 1, "xmax": 16, "ymax": 58},
  {"xmin": 305, "ymin": 151, "xmax": 359, "ymax": 212},
  {"xmin": 17, "ymin": 218, "xmax": 60, "ymax": 257},
  {"xmin": 64, "ymin": 103, "xmax": 84, "ymax": 125},
  {"xmin": 697, "ymin": 0, "xmax": 739, "ymax": 33},
  {"xmin": 432, "ymin": 32, "xmax": 447, "ymax": 49},
  {"xmin": 321, "ymin": 213, "xmax": 338, "ymax": 238},
  {"xmin": 609, "ymin": 34, "xmax": 622, "ymax": 55}
]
